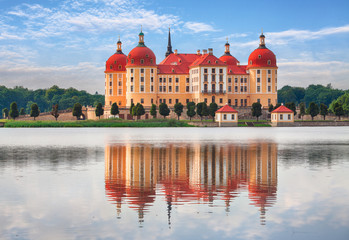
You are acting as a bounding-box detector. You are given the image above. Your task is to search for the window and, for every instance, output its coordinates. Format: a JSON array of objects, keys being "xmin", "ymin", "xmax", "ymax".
[
  {"xmin": 275, "ymin": 70, "xmax": 277, "ymax": 74},
  {"xmin": 169, "ymin": 86, "xmax": 172, "ymax": 92},
  {"xmin": 212, "ymin": 84, "xmax": 215, "ymax": 92},
  {"xmin": 244, "ymin": 86, "xmax": 247, "ymax": 92},
  {"xmin": 131, "ymin": 59, "xmax": 134, "ymax": 64},
  {"xmin": 131, "ymin": 77, "xmax": 134, "ymax": 82},
  {"xmin": 223, "ymin": 114, "xmax": 227, "ymax": 120},
  {"xmin": 219, "ymin": 98, "xmax": 223, "ymax": 104},
  {"xmin": 140, "ymin": 68, "xmax": 144, "ymax": 73},
  {"xmin": 151, "ymin": 86, "xmax": 153, "ymax": 92},
  {"xmin": 159, "ymin": 86, "xmax": 162, "ymax": 92},
  {"xmin": 258, "ymin": 55, "xmax": 261, "ymax": 59},
  {"xmin": 109, "ymin": 89, "xmax": 112, "ymax": 95},
  {"xmin": 280, "ymin": 114, "xmax": 283, "ymax": 120},
  {"xmin": 176, "ymin": 78, "xmax": 179, "ymax": 83},
  {"xmin": 268, "ymin": 70, "xmax": 271, "ymax": 74},
  {"xmin": 141, "ymin": 77, "xmax": 144, "ymax": 82},
  {"xmin": 118, "ymin": 81, "xmax": 122, "ymax": 86},
  {"xmin": 244, "ymin": 99, "xmax": 247, "ymax": 106},
  {"xmin": 160, "ymin": 78, "xmax": 163, "ymax": 83},
  {"xmin": 118, "ymin": 65, "xmax": 122, "ymax": 70},
  {"xmin": 140, "ymin": 85, "xmax": 144, "ymax": 92},
  {"xmin": 268, "ymin": 99, "xmax": 271, "ymax": 105},
  {"xmin": 175, "ymin": 86, "xmax": 179, "ymax": 92},
  {"xmin": 235, "ymin": 78, "xmax": 238, "ymax": 83},
  {"xmin": 212, "ymin": 75, "xmax": 215, "ymax": 81},
  {"xmin": 275, "ymin": 78, "xmax": 277, "ymax": 83},
  {"xmin": 219, "ymin": 75, "xmax": 223, "ymax": 82},
  {"xmin": 151, "ymin": 77, "xmax": 153, "ymax": 82},
  {"xmin": 186, "ymin": 78, "xmax": 189, "ymax": 83},
  {"xmin": 232, "ymin": 114, "xmax": 235, "ymax": 120},
  {"xmin": 186, "ymin": 99, "xmax": 189, "ymax": 103},
  {"xmin": 204, "ymin": 98, "xmax": 207, "ymax": 103},
  {"xmin": 151, "ymin": 69, "xmax": 154, "ymax": 73},
  {"xmin": 241, "ymin": 78, "xmax": 243, "ymax": 83},
  {"xmin": 204, "ymin": 68, "xmax": 208, "ymax": 74},
  {"xmin": 212, "ymin": 68, "xmax": 215, "ymax": 74},
  {"xmin": 268, "ymin": 60, "xmax": 271, "ymax": 65},
  {"xmin": 250, "ymin": 60, "xmax": 252, "ymax": 65},
  {"xmin": 169, "ymin": 78, "xmax": 172, "ymax": 83},
  {"xmin": 257, "ymin": 70, "xmax": 260, "ymax": 74},
  {"xmin": 140, "ymin": 59, "xmax": 144, "ymax": 64},
  {"xmin": 219, "ymin": 68, "xmax": 223, "ymax": 74},
  {"xmin": 131, "ymin": 99, "xmax": 133, "ymax": 104},
  {"xmin": 257, "ymin": 99, "xmax": 260, "ymax": 103},
  {"xmin": 141, "ymin": 98, "xmax": 144, "ymax": 104},
  {"xmin": 235, "ymin": 86, "xmax": 238, "ymax": 92},
  {"xmin": 288, "ymin": 114, "xmax": 291, "ymax": 120},
  {"xmin": 163, "ymin": 86, "xmax": 166, "ymax": 92},
  {"xmin": 130, "ymin": 69, "xmax": 134, "ymax": 73},
  {"xmin": 118, "ymin": 89, "xmax": 122, "ymax": 95},
  {"xmin": 257, "ymin": 86, "xmax": 260, "ymax": 92},
  {"xmin": 257, "ymin": 78, "xmax": 260, "ymax": 83},
  {"xmin": 228, "ymin": 99, "xmax": 231, "ymax": 105},
  {"xmin": 241, "ymin": 86, "xmax": 243, "ymax": 92},
  {"xmin": 110, "ymin": 65, "xmax": 112, "ymax": 69},
  {"xmin": 268, "ymin": 86, "xmax": 271, "ymax": 92},
  {"xmin": 151, "ymin": 98, "xmax": 153, "ymax": 104},
  {"xmin": 163, "ymin": 78, "xmax": 166, "ymax": 83},
  {"xmin": 240, "ymin": 99, "xmax": 243, "ymax": 106},
  {"xmin": 163, "ymin": 99, "xmax": 166, "ymax": 104},
  {"xmin": 204, "ymin": 75, "xmax": 208, "ymax": 81},
  {"xmin": 150, "ymin": 59, "xmax": 153, "ymax": 64},
  {"xmin": 176, "ymin": 99, "xmax": 179, "ymax": 104},
  {"xmin": 109, "ymin": 74, "xmax": 112, "ymax": 79},
  {"xmin": 268, "ymin": 78, "xmax": 271, "ymax": 83},
  {"xmin": 169, "ymin": 99, "xmax": 172, "ymax": 104},
  {"xmin": 119, "ymin": 101, "xmax": 121, "ymax": 106},
  {"xmin": 228, "ymin": 86, "xmax": 231, "ymax": 92},
  {"xmin": 186, "ymin": 86, "xmax": 190, "ymax": 92},
  {"xmin": 228, "ymin": 78, "xmax": 231, "ymax": 83},
  {"xmin": 235, "ymin": 99, "xmax": 238, "ymax": 106},
  {"xmin": 244, "ymin": 78, "xmax": 247, "ymax": 83},
  {"xmin": 130, "ymin": 86, "xmax": 133, "ymax": 92},
  {"xmin": 109, "ymin": 81, "xmax": 112, "ymax": 86},
  {"xmin": 159, "ymin": 99, "xmax": 162, "ymax": 104}
]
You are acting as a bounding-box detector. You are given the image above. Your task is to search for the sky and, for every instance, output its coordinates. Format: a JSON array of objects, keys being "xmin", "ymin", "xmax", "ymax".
[{"xmin": 0, "ymin": 0, "xmax": 349, "ymax": 94}]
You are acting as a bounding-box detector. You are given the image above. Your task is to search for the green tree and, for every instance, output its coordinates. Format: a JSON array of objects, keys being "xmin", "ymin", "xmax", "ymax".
[
  {"xmin": 299, "ymin": 102, "xmax": 306, "ymax": 120},
  {"xmin": 51, "ymin": 104, "xmax": 60, "ymax": 121},
  {"xmin": 251, "ymin": 102, "xmax": 262, "ymax": 121},
  {"xmin": 285, "ymin": 102, "xmax": 297, "ymax": 116},
  {"xmin": 30, "ymin": 103, "xmax": 40, "ymax": 120},
  {"xmin": 2, "ymin": 108, "xmax": 9, "ymax": 119},
  {"xmin": 332, "ymin": 102, "xmax": 344, "ymax": 120},
  {"xmin": 268, "ymin": 104, "xmax": 274, "ymax": 113},
  {"xmin": 130, "ymin": 103, "xmax": 135, "ymax": 120},
  {"xmin": 308, "ymin": 102, "xmax": 319, "ymax": 121},
  {"xmin": 9, "ymin": 102, "xmax": 19, "ymax": 120},
  {"xmin": 134, "ymin": 103, "xmax": 145, "ymax": 119},
  {"xmin": 174, "ymin": 102, "xmax": 184, "ymax": 120},
  {"xmin": 159, "ymin": 103, "xmax": 170, "ymax": 119},
  {"xmin": 95, "ymin": 103, "xmax": 104, "ymax": 119},
  {"xmin": 319, "ymin": 103, "xmax": 328, "ymax": 120},
  {"xmin": 110, "ymin": 102, "xmax": 119, "ymax": 117},
  {"xmin": 274, "ymin": 103, "xmax": 281, "ymax": 110},
  {"xmin": 20, "ymin": 108, "xmax": 25, "ymax": 115},
  {"xmin": 209, "ymin": 102, "xmax": 218, "ymax": 121},
  {"xmin": 150, "ymin": 104, "xmax": 157, "ymax": 118},
  {"xmin": 72, "ymin": 103, "xmax": 83, "ymax": 120},
  {"xmin": 186, "ymin": 101, "xmax": 196, "ymax": 120},
  {"xmin": 329, "ymin": 92, "xmax": 349, "ymax": 115}
]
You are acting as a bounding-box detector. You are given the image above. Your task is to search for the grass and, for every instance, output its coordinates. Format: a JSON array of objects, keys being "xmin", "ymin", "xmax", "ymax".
[
  {"xmin": 3, "ymin": 118, "xmax": 193, "ymax": 128},
  {"xmin": 253, "ymin": 123, "xmax": 271, "ymax": 127},
  {"xmin": 238, "ymin": 119, "xmax": 268, "ymax": 123}
]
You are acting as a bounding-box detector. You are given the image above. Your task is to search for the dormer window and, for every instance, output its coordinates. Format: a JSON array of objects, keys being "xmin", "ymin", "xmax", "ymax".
[
  {"xmin": 146, "ymin": 54, "xmax": 149, "ymax": 58},
  {"xmin": 118, "ymin": 65, "xmax": 122, "ymax": 70},
  {"xmin": 131, "ymin": 59, "xmax": 134, "ymax": 64},
  {"xmin": 208, "ymin": 60, "xmax": 211, "ymax": 63},
  {"xmin": 258, "ymin": 55, "xmax": 261, "ymax": 59},
  {"xmin": 140, "ymin": 59, "xmax": 144, "ymax": 64},
  {"xmin": 250, "ymin": 60, "xmax": 252, "ymax": 65},
  {"xmin": 110, "ymin": 65, "xmax": 112, "ymax": 69},
  {"xmin": 215, "ymin": 60, "xmax": 218, "ymax": 64},
  {"xmin": 150, "ymin": 59, "xmax": 153, "ymax": 64},
  {"xmin": 267, "ymin": 60, "xmax": 271, "ymax": 65},
  {"xmin": 172, "ymin": 69, "xmax": 175, "ymax": 73},
  {"xmin": 114, "ymin": 61, "xmax": 117, "ymax": 64}
]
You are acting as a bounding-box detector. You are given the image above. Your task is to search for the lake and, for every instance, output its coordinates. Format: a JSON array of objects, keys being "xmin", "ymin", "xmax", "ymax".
[{"xmin": 0, "ymin": 127, "xmax": 349, "ymax": 240}]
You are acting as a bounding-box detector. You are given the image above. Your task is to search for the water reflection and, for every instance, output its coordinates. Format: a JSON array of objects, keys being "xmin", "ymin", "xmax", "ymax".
[{"xmin": 105, "ymin": 142, "xmax": 277, "ymax": 225}]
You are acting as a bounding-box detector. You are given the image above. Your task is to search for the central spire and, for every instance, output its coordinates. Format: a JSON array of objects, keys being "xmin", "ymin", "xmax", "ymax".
[
  {"xmin": 224, "ymin": 37, "xmax": 231, "ymax": 56},
  {"xmin": 138, "ymin": 26, "xmax": 145, "ymax": 47},
  {"xmin": 165, "ymin": 27, "xmax": 173, "ymax": 57},
  {"xmin": 258, "ymin": 28, "xmax": 266, "ymax": 49}
]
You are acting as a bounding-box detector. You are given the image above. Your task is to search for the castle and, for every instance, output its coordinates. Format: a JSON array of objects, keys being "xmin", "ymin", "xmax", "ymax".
[{"xmin": 104, "ymin": 29, "xmax": 278, "ymax": 109}]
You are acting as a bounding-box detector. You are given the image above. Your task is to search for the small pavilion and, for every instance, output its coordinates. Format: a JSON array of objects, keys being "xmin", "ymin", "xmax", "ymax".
[
  {"xmin": 271, "ymin": 105, "xmax": 294, "ymax": 127},
  {"xmin": 215, "ymin": 105, "xmax": 238, "ymax": 127}
]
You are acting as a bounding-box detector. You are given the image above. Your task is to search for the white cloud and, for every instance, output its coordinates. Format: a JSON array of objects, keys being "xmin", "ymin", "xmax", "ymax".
[{"xmin": 184, "ymin": 22, "xmax": 219, "ymax": 33}]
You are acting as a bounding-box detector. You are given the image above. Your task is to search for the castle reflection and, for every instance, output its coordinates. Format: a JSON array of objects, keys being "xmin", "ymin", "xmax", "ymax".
[{"xmin": 105, "ymin": 142, "xmax": 277, "ymax": 225}]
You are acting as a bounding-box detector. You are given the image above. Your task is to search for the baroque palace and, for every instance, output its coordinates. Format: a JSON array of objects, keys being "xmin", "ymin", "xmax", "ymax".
[{"xmin": 104, "ymin": 29, "xmax": 278, "ymax": 109}]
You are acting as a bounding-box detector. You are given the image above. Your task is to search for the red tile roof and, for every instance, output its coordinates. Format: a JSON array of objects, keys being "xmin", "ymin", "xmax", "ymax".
[
  {"xmin": 272, "ymin": 105, "xmax": 293, "ymax": 113},
  {"xmin": 227, "ymin": 65, "xmax": 248, "ymax": 75},
  {"xmin": 190, "ymin": 54, "xmax": 226, "ymax": 67},
  {"xmin": 158, "ymin": 53, "xmax": 201, "ymax": 74},
  {"xmin": 216, "ymin": 105, "xmax": 238, "ymax": 113}
]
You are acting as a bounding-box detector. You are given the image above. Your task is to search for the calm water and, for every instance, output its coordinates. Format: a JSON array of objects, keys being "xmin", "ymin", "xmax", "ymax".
[{"xmin": 0, "ymin": 127, "xmax": 349, "ymax": 240}]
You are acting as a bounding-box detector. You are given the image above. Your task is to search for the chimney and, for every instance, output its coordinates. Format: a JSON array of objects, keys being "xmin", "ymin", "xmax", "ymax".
[
  {"xmin": 174, "ymin": 49, "xmax": 178, "ymax": 55},
  {"xmin": 203, "ymin": 49, "xmax": 207, "ymax": 54},
  {"xmin": 208, "ymin": 48, "xmax": 213, "ymax": 55},
  {"xmin": 197, "ymin": 49, "xmax": 201, "ymax": 55}
]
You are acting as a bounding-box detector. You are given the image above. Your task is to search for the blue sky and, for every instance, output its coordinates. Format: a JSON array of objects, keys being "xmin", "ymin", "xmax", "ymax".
[{"xmin": 1, "ymin": 0, "xmax": 349, "ymax": 93}]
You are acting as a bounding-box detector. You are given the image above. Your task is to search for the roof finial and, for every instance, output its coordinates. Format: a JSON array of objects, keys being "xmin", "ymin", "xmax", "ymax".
[
  {"xmin": 118, "ymin": 35, "xmax": 120, "ymax": 41},
  {"xmin": 141, "ymin": 24, "xmax": 143, "ymax": 32},
  {"xmin": 261, "ymin": 27, "xmax": 263, "ymax": 35},
  {"xmin": 226, "ymin": 37, "xmax": 229, "ymax": 43}
]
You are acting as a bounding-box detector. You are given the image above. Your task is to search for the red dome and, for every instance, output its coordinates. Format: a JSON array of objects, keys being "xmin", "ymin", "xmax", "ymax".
[
  {"xmin": 126, "ymin": 46, "xmax": 156, "ymax": 67},
  {"xmin": 219, "ymin": 54, "xmax": 239, "ymax": 66},
  {"xmin": 247, "ymin": 48, "xmax": 276, "ymax": 69},
  {"xmin": 105, "ymin": 53, "xmax": 127, "ymax": 72}
]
